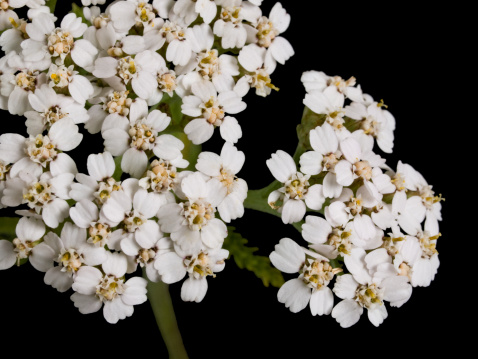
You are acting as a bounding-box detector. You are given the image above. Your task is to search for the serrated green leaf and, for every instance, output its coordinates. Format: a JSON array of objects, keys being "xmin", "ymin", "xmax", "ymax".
[{"xmin": 223, "ymin": 227, "xmax": 284, "ymax": 288}]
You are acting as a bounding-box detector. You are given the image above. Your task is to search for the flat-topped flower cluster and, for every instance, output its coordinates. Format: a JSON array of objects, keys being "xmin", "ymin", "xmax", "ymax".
[
  {"xmin": 0, "ymin": 0, "xmax": 293, "ymax": 323},
  {"xmin": 267, "ymin": 71, "xmax": 443, "ymax": 327}
]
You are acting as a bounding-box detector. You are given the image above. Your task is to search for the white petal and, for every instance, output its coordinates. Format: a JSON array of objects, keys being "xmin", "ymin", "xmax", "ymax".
[
  {"xmin": 331, "ymin": 299, "xmax": 363, "ymax": 328},
  {"xmin": 277, "ymin": 278, "xmax": 311, "ymax": 313},
  {"xmin": 269, "ymin": 237, "xmax": 304, "ymax": 273},
  {"xmin": 310, "ymin": 287, "xmax": 334, "ymax": 316},
  {"xmin": 181, "ymin": 277, "xmax": 208, "ymax": 302},
  {"xmin": 281, "ymin": 199, "xmax": 306, "ymax": 224},
  {"xmin": 44, "ymin": 266, "xmax": 73, "ymax": 292}
]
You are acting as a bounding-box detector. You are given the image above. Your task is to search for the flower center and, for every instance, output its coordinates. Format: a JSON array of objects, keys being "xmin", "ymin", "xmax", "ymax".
[
  {"xmin": 139, "ymin": 159, "xmax": 177, "ymax": 193},
  {"xmin": 88, "ymin": 222, "xmax": 111, "ymax": 247},
  {"xmin": 137, "ymin": 248, "xmax": 157, "ymax": 266},
  {"xmin": 354, "ymin": 160, "xmax": 372, "ymax": 181},
  {"xmin": 218, "ymin": 167, "xmax": 235, "ymax": 193},
  {"xmin": 182, "ymin": 200, "xmax": 215, "ymax": 231},
  {"xmin": 14, "ymin": 71, "xmax": 36, "ymax": 92},
  {"xmin": 328, "ymin": 76, "xmax": 356, "ymax": 93},
  {"xmin": 26, "ymin": 134, "xmax": 58, "ymax": 166},
  {"xmin": 361, "ymin": 115, "xmax": 380, "ymax": 136},
  {"xmin": 184, "ymin": 251, "xmax": 221, "ymax": 279},
  {"xmin": 201, "ymin": 97, "xmax": 225, "ymax": 126},
  {"xmin": 419, "ymin": 185, "xmax": 444, "ymax": 210},
  {"xmin": 23, "ymin": 181, "xmax": 54, "ymax": 209},
  {"xmin": 58, "ymin": 248, "xmax": 84, "ymax": 273},
  {"xmin": 103, "ymin": 90, "xmax": 132, "ymax": 116},
  {"xmin": 197, "ymin": 50, "xmax": 219, "ymax": 80},
  {"xmin": 42, "ymin": 106, "xmax": 68, "ymax": 127},
  {"xmin": 284, "ymin": 173, "xmax": 309, "ymax": 200},
  {"xmin": 327, "ymin": 228, "xmax": 352, "ymax": 255},
  {"xmin": 117, "ymin": 57, "xmax": 138, "ymax": 84},
  {"xmin": 129, "ymin": 119, "xmax": 156, "ymax": 151},
  {"xmin": 256, "ymin": 17, "xmax": 278, "ymax": 48},
  {"xmin": 301, "ymin": 259, "xmax": 338, "ymax": 290},
  {"xmin": 92, "ymin": 14, "xmax": 111, "ymax": 29},
  {"xmin": 136, "ymin": 2, "xmax": 155, "ymax": 25},
  {"xmin": 418, "ymin": 232, "xmax": 440, "ymax": 259},
  {"xmin": 221, "ymin": 7, "xmax": 242, "ymax": 24},
  {"xmin": 158, "ymin": 71, "xmax": 177, "ymax": 94},
  {"xmin": 48, "ymin": 28, "xmax": 74, "ymax": 58},
  {"xmin": 251, "ymin": 69, "xmax": 279, "ymax": 96},
  {"xmin": 1, "ymin": 1, "xmax": 10, "ymax": 11},
  {"xmin": 322, "ymin": 152, "xmax": 340, "ymax": 171},
  {"xmin": 326, "ymin": 110, "xmax": 345, "ymax": 130},
  {"xmin": 391, "ymin": 172, "xmax": 406, "ymax": 191},
  {"xmin": 94, "ymin": 177, "xmax": 122, "ymax": 204},
  {"xmin": 160, "ymin": 21, "xmax": 186, "ymax": 42},
  {"xmin": 345, "ymin": 196, "xmax": 363, "ymax": 216},
  {"xmin": 123, "ymin": 210, "xmax": 147, "ymax": 233},
  {"xmin": 12, "ymin": 238, "xmax": 34, "ymax": 265},
  {"xmin": 382, "ymin": 236, "xmax": 403, "ymax": 257},
  {"xmin": 48, "ymin": 65, "xmax": 73, "ymax": 87},
  {"xmin": 0, "ymin": 160, "xmax": 11, "ymax": 181},
  {"xmin": 354, "ymin": 283, "xmax": 384, "ymax": 309},
  {"xmin": 96, "ymin": 275, "xmax": 125, "ymax": 302}
]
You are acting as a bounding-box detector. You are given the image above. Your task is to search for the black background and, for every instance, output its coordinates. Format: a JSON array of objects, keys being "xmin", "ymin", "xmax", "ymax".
[{"xmin": 0, "ymin": 1, "xmax": 466, "ymax": 357}]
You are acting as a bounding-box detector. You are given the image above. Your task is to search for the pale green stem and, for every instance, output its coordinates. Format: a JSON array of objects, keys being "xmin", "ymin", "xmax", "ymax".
[{"xmin": 145, "ymin": 275, "xmax": 189, "ymax": 359}]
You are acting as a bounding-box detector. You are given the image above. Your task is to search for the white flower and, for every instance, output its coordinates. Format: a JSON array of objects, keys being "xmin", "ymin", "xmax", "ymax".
[
  {"xmin": 345, "ymin": 101, "xmax": 396, "ymax": 153},
  {"xmin": 46, "ymin": 64, "xmax": 94, "ymax": 106},
  {"xmin": 270, "ymin": 238, "xmax": 339, "ymax": 315},
  {"xmin": 183, "ymin": 80, "xmax": 246, "ymax": 144},
  {"xmin": 1, "ymin": 171, "xmax": 74, "ymax": 228},
  {"xmin": 30, "ymin": 222, "xmax": 107, "ymax": 292},
  {"xmin": 70, "ymin": 199, "xmax": 115, "ymax": 249},
  {"xmin": 394, "ymin": 230, "xmax": 440, "ymax": 288},
  {"xmin": 213, "ymin": 1, "xmax": 261, "ymax": 49},
  {"xmin": 303, "ymin": 86, "xmax": 348, "ymax": 137},
  {"xmin": 299, "ymin": 123, "xmax": 344, "ymax": 198},
  {"xmin": 157, "ymin": 172, "xmax": 228, "ymax": 253},
  {"xmin": 22, "ymin": 13, "xmax": 89, "ymax": 67},
  {"xmin": 155, "ymin": 246, "xmax": 229, "ymax": 302},
  {"xmin": 178, "ymin": 23, "xmax": 239, "ymax": 93},
  {"xmin": 121, "ymin": 231, "xmax": 172, "ymax": 283},
  {"xmin": 109, "ymin": 0, "xmax": 156, "ymax": 33},
  {"xmin": 93, "ymin": 50, "xmax": 161, "ymax": 100},
  {"xmin": 237, "ymin": 44, "xmax": 278, "ymax": 97},
  {"xmin": 1, "ymin": 68, "xmax": 47, "ymax": 116},
  {"xmin": 266, "ymin": 150, "xmax": 326, "ymax": 224},
  {"xmin": 196, "ymin": 142, "xmax": 247, "ymax": 222},
  {"xmin": 301, "ymin": 71, "xmax": 364, "ymax": 102},
  {"xmin": 334, "ymin": 136, "xmax": 385, "ymax": 187},
  {"xmin": 0, "ymin": 216, "xmax": 45, "ymax": 270},
  {"xmin": 100, "ymin": 182, "xmax": 165, "ymax": 253},
  {"xmin": 71, "ymin": 252, "xmax": 148, "ymax": 324},
  {"xmin": 331, "ymin": 248, "xmax": 412, "ymax": 328},
  {"xmin": 25, "ymin": 84, "xmax": 89, "ymax": 135},
  {"xmin": 86, "ymin": 90, "xmax": 133, "ymax": 134},
  {"xmin": 249, "ymin": 2, "xmax": 294, "ymax": 73},
  {"xmin": 0, "ymin": 118, "xmax": 82, "ymax": 179},
  {"xmin": 173, "ymin": 0, "xmax": 217, "ymax": 25},
  {"xmin": 101, "ymin": 99, "xmax": 184, "ymax": 178}
]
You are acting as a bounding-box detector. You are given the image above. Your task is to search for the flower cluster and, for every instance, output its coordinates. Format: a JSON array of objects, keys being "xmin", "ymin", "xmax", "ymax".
[
  {"xmin": 0, "ymin": 0, "xmax": 293, "ymax": 323},
  {"xmin": 268, "ymin": 71, "xmax": 443, "ymax": 327}
]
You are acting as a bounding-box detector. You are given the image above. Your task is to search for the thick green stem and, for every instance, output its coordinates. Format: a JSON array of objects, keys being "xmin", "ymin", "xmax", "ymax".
[{"xmin": 146, "ymin": 277, "xmax": 189, "ymax": 359}]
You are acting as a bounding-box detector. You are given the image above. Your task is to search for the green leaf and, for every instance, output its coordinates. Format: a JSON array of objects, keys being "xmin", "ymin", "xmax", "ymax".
[
  {"xmin": 0, "ymin": 217, "xmax": 19, "ymax": 241},
  {"xmin": 223, "ymin": 227, "xmax": 284, "ymax": 288}
]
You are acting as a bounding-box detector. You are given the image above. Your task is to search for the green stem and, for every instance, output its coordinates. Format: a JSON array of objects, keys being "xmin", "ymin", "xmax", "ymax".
[
  {"xmin": 145, "ymin": 276, "xmax": 189, "ymax": 359},
  {"xmin": 244, "ymin": 185, "xmax": 303, "ymax": 233}
]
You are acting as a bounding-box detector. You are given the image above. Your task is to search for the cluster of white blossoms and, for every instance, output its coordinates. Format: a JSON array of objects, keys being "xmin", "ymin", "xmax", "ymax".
[
  {"xmin": 268, "ymin": 71, "xmax": 443, "ymax": 328},
  {"xmin": 0, "ymin": 0, "xmax": 293, "ymax": 323}
]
